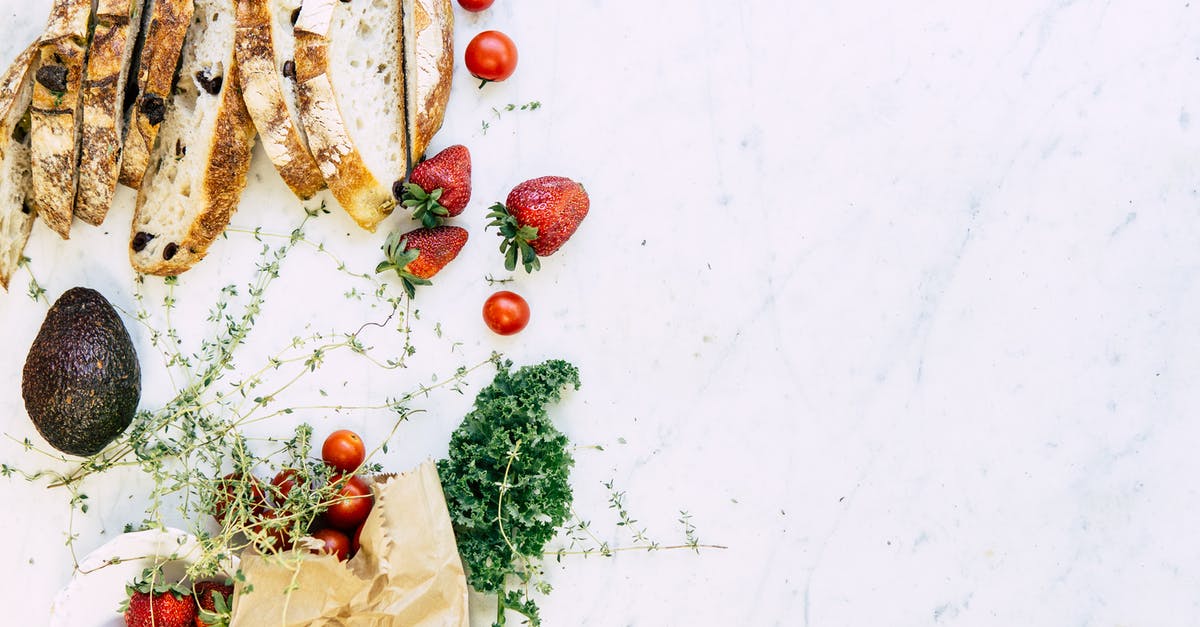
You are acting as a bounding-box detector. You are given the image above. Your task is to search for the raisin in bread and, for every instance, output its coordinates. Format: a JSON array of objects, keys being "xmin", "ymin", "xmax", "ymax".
[
  {"xmin": 74, "ymin": 0, "xmax": 144, "ymax": 224},
  {"xmin": 129, "ymin": 0, "xmax": 257, "ymax": 276},
  {"xmin": 119, "ymin": 0, "xmax": 193, "ymax": 189},
  {"xmin": 29, "ymin": 0, "xmax": 90, "ymax": 238},
  {"xmin": 0, "ymin": 44, "xmax": 39, "ymax": 290},
  {"xmin": 294, "ymin": 0, "xmax": 408, "ymax": 232},
  {"xmin": 235, "ymin": 0, "xmax": 325, "ymax": 200}
]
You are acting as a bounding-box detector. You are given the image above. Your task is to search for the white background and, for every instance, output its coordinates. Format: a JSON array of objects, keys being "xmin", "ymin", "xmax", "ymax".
[{"xmin": 3, "ymin": 0, "xmax": 1200, "ymax": 625}]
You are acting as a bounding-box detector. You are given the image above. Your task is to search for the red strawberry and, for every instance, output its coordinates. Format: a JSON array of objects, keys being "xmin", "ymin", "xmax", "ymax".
[
  {"xmin": 376, "ymin": 226, "xmax": 469, "ymax": 297},
  {"xmin": 398, "ymin": 145, "xmax": 472, "ymax": 228},
  {"xmin": 486, "ymin": 176, "xmax": 588, "ymax": 272},
  {"xmin": 123, "ymin": 582, "xmax": 197, "ymax": 627},
  {"xmin": 193, "ymin": 581, "xmax": 234, "ymax": 627}
]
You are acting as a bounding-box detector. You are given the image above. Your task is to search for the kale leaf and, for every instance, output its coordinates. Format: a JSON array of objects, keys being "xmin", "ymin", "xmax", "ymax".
[{"xmin": 437, "ymin": 359, "xmax": 581, "ymax": 624}]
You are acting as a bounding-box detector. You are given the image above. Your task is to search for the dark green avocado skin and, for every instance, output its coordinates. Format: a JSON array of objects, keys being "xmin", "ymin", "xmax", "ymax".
[{"xmin": 21, "ymin": 287, "xmax": 141, "ymax": 457}]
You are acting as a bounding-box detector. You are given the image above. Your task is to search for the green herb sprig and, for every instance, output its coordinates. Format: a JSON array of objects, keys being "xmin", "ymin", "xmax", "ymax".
[{"xmin": 438, "ymin": 360, "xmax": 580, "ymax": 625}]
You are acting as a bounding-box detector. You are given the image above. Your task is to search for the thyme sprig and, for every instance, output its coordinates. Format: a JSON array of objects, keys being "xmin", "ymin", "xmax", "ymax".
[{"xmin": 7, "ymin": 210, "xmax": 489, "ymax": 583}]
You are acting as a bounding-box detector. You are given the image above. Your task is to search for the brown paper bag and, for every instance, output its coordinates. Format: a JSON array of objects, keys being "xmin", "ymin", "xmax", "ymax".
[{"xmin": 228, "ymin": 461, "xmax": 469, "ymax": 626}]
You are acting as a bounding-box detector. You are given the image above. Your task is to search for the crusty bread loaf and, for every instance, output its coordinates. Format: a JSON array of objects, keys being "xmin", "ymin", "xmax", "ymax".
[
  {"xmin": 404, "ymin": 0, "xmax": 453, "ymax": 164},
  {"xmin": 0, "ymin": 44, "xmax": 39, "ymax": 290},
  {"xmin": 235, "ymin": 0, "xmax": 325, "ymax": 200},
  {"xmin": 119, "ymin": 0, "xmax": 193, "ymax": 190},
  {"xmin": 129, "ymin": 0, "xmax": 257, "ymax": 276},
  {"xmin": 74, "ymin": 0, "xmax": 144, "ymax": 225},
  {"xmin": 294, "ymin": 0, "xmax": 406, "ymax": 231},
  {"xmin": 29, "ymin": 0, "xmax": 90, "ymax": 239}
]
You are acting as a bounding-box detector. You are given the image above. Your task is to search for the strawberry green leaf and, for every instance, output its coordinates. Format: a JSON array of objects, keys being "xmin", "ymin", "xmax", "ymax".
[
  {"xmin": 487, "ymin": 203, "xmax": 543, "ymax": 273},
  {"xmin": 377, "ymin": 234, "xmax": 429, "ymax": 298},
  {"xmin": 402, "ymin": 183, "xmax": 451, "ymax": 228}
]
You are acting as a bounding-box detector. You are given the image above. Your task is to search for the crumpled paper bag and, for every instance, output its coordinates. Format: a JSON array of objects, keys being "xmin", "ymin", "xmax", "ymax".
[{"xmin": 229, "ymin": 460, "xmax": 469, "ymax": 626}]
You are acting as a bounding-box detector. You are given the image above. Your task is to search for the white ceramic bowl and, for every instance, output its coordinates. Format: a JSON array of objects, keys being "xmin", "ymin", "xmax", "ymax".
[{"xmin": 48, "ymin": 528, "xmax": 238, "ymax": 626}]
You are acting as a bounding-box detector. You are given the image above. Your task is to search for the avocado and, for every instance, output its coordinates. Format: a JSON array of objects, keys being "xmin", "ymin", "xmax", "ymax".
[{"xmin": 21, "ymin": 287, "xmax": 141, "ymax": 456}]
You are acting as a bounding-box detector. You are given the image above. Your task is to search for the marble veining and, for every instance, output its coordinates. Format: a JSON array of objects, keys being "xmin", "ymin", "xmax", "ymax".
[{"xmin": 2, "ymin": 0, "xmax": 1200, "ymax": 624}]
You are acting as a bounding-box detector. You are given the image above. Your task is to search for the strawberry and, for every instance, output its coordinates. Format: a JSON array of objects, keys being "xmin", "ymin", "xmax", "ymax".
[
  {"xmin": 376, "ymin": 226, "xmax": 469, "ymax": 297},
  {"xmin": 397, "ymin": 145, "xmax": 472, "ymax": 228},
  {"xmin": 193, "ymin": 581, "xmax": 234, "ymax": 627},
  {"xmin": 122, "ymin": 575, "xmax": 197, "ymax": 627},
  {"xmin": 486, "ymin": 176, "xmax": 588, "ymax": 272}
]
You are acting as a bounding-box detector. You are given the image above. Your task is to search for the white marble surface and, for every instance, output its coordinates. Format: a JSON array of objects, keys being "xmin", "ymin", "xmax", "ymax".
[{"xmin": 2, "ymin": 0, "xmax": 1200, "ymax": 624}]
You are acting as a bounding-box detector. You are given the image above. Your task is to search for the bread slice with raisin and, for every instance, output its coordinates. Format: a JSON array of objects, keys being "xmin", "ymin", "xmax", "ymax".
[
  {"xmin": 404, "ymin": 0, "xmax": 453, "ymax": 164},
  {"xmin": 119, "ymin": 0, "xmax": 193, "ymax": 190},
  {"xmin": 294, "ymin": 0, "xmax": 407, "ymax": 232},
  {"xmin": 235, "ymin": 0, "xmax": 325, "ymax": 200},
  {"xmin": 129, "ymin": 0, "xmax": 257, "ymax": 276},
  {"xmin": 0, "ymin": 44, "xmax": 39, "ymax": 290},
  {"xmin": 29, "ymin": 0, "xmax": 90, "ymax": 239},
  {"xmin": 74, "ymin": 0, "xmax": 144, "ymax": 224}
]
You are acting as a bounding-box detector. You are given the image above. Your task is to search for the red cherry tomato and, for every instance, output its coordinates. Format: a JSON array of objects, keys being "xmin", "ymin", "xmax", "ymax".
[
  {"xmin": 270, "ymin": 469, "xmax": 303, "ymax": 503},
  {"xmin": 251, "ymin": 509, "xmax": 293, "ymax": 552},
  {"xmin": 482, "ymin": 291, "xmax": 530, "ymax": 335},
  {"xmin": 322, "ymin": 430, "xmax": 366, "ymax": 473},
  {"xmin": 324, "ymin": 475, "xmax": 374, "ymax": 530},
  {"xmin": 311, "ymin": 528, "xmax": 351, "ymax": 561},
  {"xmin": 458, "ymin": 0, "xmax": 493, "ymax": 10},
  {"xmin": 465, "ymin": 31, "xmax": 518, "ymax": 83},
  {"xmin": 214, "ymin": 473, "xmax": 269, "ymax": 525}
]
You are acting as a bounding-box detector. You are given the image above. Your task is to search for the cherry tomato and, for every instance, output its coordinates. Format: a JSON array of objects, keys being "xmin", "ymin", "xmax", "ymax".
[
  {"xmin": 352, "ymin": 524, "xmax": 364, "ymax": 556},
  {"xmin": 251, "ymin": 509, "xmax": 293, "ymax": 552},
  {"xmin": 324, "ymin": 475, "xmax": 374, "ymax": 530},
  {"xmin": 311, "ymin": 528, "xmax": 351, "ymax": 561},
  {"xmin": 465, "ymin": 31, "xmax": 518, "ymax": 83},
  {"xmin": 458, "ymin": 0, "xmax": 493, "ymax": 10},
  {"xmin": 213, "ymin": 473, "xmax": 269, "ymax": 525},
  {"xmin": 270, "ymin": 469, "xmax": 303, "ymax": 503},
  {"xmin": 482, "ymin": 290, "xmax": 530, "ymax": 335},
  {"xmin": 322, "ymin": 430, "xmax": 366, "ymax": 473}
]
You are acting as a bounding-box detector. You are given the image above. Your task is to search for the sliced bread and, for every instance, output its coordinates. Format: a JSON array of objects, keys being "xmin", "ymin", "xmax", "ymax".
[
  {"xmin": 0, "ymin": 44, "xmax": 40, "ymax": 290},
  {"xmin": 294, "ymin": 0, "xmax": 407, "ymax": 232},
  {"xmin": 404, "ymin": 0, "xmax": 453, "ymax": 164},
  {"xmin": 29, "ymin": 0, "xmax": 91, "ymax": 239},
  {"xmin": 119, "ymin": 0, "xmax": 193, "ymax": 189},
  {"xmin": 235, "ymin": 0, "xmax": 325, "ymax": 199},
  {"xmin": 74, "ymin": 0, "xmax": 145, "ymax": 224},
  {"xmin": 129, "ymin": 0, "xmax": 257, "ymax": 276}
]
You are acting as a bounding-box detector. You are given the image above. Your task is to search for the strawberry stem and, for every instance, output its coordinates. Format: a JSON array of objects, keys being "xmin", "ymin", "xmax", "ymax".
[
  {"xmin": 376, "ymin": 232, "xmax": 434, "ymax": 298},
  {"xmin": 400, "ymin": 182, "xmax": 451, "ymax": 228},
  {"xmin": 486, "ymin": 203, "xmax": 541, "ymax": 273}
]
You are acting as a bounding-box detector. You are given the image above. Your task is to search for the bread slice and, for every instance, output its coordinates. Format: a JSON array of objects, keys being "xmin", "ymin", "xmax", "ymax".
[
  {"xmin": 404, "ymin": 0, "xmax": 453, "ymax": 164},
  {"xmin": 29, "ymin": 0, "xmax": 91, "ymax": 239},
  {"xmin": 235, "ymin": 0, "xmax": 325, "ymax": 199},
  {"xmin": 129, "ymin": 0, "xmax": 257, "ymax": 276},
  {"xmin": 74, "ymin": 0, "xmax": 144, "ymax": 225},
  {"xmin": 294, "ymin": 0, "xmax": 406, "ymax": 231},
  {"xmin": 119, "ymin": 0, "xmax": 193, "ymax": 190},
  {"xmin": 0, "ymin": 45, "xmax": 40, "ymax": 290}
]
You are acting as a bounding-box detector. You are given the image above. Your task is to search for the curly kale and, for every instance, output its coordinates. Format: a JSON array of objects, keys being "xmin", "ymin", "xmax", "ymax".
[{"xmin": 437, "ymin": 359, "xmax": 581, "ymax": 625}]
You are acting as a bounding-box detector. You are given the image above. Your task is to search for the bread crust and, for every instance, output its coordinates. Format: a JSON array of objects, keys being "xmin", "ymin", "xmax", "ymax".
[
  {"xmin": 294, "ymin": 0, "xmax": 397, "ymax": 232},
  {"xmin": 130, "ymin": 65, "xmax": 257, "ymax": 276},
  {"xmin": 75, "ymin": 0, "xmax": 140, "ymax": 225},
  {"xmin": 119, "ymin": 0, "xmax": 193, "ymax": 190},
  {"xmin": 235, "ymin": 0, "xmax": 325, "ymax": 200},
  {"xmin": 406, "ymin": 0, "xmax": 453, "ymax": 164},
  {"xmin": 0, "ymin": 44, "xmax": 39, "ymax": 290},
  {"xmin": 30, "ymin": 0, "xmax": 90, "ymax": 239}
]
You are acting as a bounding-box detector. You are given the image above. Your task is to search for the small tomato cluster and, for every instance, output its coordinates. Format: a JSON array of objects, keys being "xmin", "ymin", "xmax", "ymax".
[{"xmin": 211, "ymin": 429, "xmax": 375, "ymax": 562}]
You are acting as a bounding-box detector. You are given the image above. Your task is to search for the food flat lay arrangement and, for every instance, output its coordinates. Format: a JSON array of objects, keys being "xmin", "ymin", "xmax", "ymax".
[{"xmin": 3, "ymin": 0, "xmax": 1200, "ymax": 625}]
